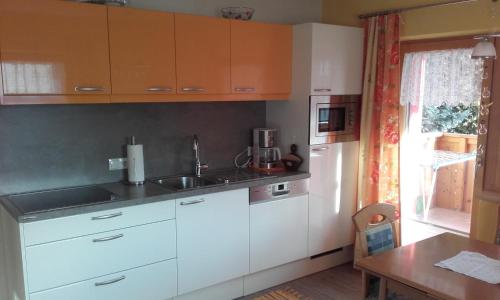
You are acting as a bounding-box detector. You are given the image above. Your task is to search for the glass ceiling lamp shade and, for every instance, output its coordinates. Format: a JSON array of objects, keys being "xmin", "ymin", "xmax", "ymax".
[{"xmin": 471, "ymin": 38, "xmax": 497, "ymax": 59}]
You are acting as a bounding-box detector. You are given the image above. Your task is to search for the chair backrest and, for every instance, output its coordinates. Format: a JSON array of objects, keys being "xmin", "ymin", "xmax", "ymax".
[{"xmin": 352, "ymin": 203, "xmax": 399, "ymax": 259}]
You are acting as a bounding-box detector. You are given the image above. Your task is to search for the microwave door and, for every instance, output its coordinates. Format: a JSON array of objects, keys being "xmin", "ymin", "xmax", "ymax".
[
  {"xmin": 315, "ymin": 103, "xmax": 348, "ymax": 137},
  {"xmin": 309, "ymin": 95, "xmax": 361, "ymax": 145},
  {"xmin": 317, "ymin": 105, "xmax": 347, "ymax": 135}
]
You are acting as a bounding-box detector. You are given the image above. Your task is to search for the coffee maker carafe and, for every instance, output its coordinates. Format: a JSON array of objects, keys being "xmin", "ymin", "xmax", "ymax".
[{"xmin": 253, "ymin": 128, "xmax": 282, "ymax": 169}]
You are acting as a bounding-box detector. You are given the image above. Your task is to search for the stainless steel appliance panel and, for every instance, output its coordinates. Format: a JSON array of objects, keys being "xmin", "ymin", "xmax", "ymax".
[{"xmin": 249, "ymin": 179, "xmax": 309, "ymax": 204}]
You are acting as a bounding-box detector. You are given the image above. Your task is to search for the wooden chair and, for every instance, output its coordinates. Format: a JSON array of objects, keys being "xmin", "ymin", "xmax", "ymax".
[
  {"xmin": 353, "ymin": 203, "xmax": 399, "ymax": 300},
  {"xmin": 353, "ymin": 204, "xmax": 433, "ymax": 300}
]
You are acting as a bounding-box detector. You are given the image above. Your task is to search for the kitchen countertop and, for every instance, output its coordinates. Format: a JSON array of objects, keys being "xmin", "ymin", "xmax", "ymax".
[{"xmin": 0, "ymin": 169, "xmax": 310, "ymax": 223}]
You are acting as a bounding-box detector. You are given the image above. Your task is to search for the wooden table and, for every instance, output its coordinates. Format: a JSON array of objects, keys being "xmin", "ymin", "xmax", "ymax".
[{"xmin": 356, "ymin": 233, "xmax": 500, "ymax": 300}]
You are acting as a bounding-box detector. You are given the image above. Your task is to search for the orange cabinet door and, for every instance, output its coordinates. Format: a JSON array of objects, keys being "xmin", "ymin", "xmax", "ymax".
[
  {"xmin": 175, "ymin": 14, "xmax": 230, "ymax": 95},
  {"xmin": 108, "ymin": 6, "xmax": 176, "ymax": 99},
  {"xmin": 0, "ymin": 0, "xmax": 110, "ymax": 103},
  {"xmin": 231, "ymin": 20, "xmax": 292, "ymax": 96}
]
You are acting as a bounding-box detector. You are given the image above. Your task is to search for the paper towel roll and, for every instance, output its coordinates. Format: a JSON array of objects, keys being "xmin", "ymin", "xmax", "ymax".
[{"xmin": 127, "ymin": 144, "xmax": 145, "ymax": 184}]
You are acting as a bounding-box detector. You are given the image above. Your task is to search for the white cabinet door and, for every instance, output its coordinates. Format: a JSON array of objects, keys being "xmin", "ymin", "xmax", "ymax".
[
  {"xmin": 310, "ymin": 24, "xmax": 363, "ymax": 95},
  {"xmin": 176, "ymin": 189, "xmax": 249, "ymax": 295},
  {"xmin": 250, "ymin": 194, "xmax": 308, "ymax": 273},
  {"xmin": 308, "ymin": 141, "xmax": 359, "ymax": 256},
  {"xmin": 30, "ymin": 259, "xmax": 177, "ymax": 300}
]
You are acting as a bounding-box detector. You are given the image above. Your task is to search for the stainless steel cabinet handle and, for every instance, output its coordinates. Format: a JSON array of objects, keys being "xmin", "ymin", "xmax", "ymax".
[
  {"xmin": 91, "ymin": 212, "xmax": 122, "ymax": 220},
  {"xmin": 74, "ymin": 86, "xmax": 105, "ymax": 92},
  {"xmin": 313, "ymin": 88, "xmax": 332, "ymax": 92},
  {"xmin": 180, "ymin": 199, "xmax": 205, "ymax": 206},
  {"xmin": 95, "ymin": 275, "xmax": 126, "ymax": 286},
  {"xmin": 92, "ymin": 233, "xmax": 124, "ymax": 243},
  {"xmin": 146, "ymin": 87, "xmax": 172, "ymax": 92},
  {"xmin": 235, "ymin": 87, "xmax": 256, "ymax": 92},
  {"xmin": 181, "ymin": 87, "xmax": 207, "ymax": 92},
  {"xmin": 312, "ymin": 147, "xmax": 329, "ymax": 152}
]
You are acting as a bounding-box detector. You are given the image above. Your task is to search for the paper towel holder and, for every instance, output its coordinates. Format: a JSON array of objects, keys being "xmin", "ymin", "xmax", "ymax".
[{"xmin": 127, "ymin": 136, "xmax": 145, "ymax": 185}]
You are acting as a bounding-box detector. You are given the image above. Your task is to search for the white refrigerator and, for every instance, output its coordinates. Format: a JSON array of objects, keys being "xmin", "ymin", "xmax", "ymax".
[{"xmin": 308, "ymin": 141, "xmax": 359, "ymax": 256}]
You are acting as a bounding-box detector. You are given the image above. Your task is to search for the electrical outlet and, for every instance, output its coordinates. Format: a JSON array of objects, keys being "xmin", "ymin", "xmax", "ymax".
[{"xmin": 108, "ymin": 158, "xmax": 128, "ymax": 171}]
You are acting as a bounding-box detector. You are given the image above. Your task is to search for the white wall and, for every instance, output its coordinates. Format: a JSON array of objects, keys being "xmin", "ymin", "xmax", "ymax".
[{"xmin": 127, "ymin": 0, "xmax": 323, "ymax": 24}]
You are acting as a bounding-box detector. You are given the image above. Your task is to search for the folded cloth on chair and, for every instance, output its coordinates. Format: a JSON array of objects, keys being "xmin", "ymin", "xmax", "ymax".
[
  {"xmin": 366, "ymin": 222, "xmax": 395, "ymax": 256},
  {"xmin": 435, "ymin": 251, "xmax": 500, "ymax": 284}
]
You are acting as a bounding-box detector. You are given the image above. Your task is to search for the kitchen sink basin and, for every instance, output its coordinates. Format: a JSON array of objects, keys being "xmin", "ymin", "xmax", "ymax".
[{"xmin": 152, "ymin": 176, "xmax": 217, "ymax": 191}]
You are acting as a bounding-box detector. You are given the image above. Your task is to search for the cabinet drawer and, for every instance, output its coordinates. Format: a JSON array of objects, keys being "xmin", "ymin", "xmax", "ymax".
[
  {"xmin": 26, "ymin": 220, "xmax": 176, "ymax": 293},
  {"xmin": 23, "ymin": 200, "xmax": 175, "ymax": 246},
  {"xmin": 30, "ymin": 259, "xmax": 177, "ymax": 300}
]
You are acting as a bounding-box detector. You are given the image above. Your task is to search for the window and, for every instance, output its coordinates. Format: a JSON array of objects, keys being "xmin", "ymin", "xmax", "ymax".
[{"xmin": 401, "ymin": 48, "xmax": 483, "ymax": 134}]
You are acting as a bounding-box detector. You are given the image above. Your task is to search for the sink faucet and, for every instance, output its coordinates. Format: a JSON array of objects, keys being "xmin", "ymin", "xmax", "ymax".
[{"xmin": 193, "ymin": 135, "xmax": 208, "ymax": 177}]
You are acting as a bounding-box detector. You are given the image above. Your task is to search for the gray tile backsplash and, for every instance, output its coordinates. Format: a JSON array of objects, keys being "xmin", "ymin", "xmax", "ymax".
[{"xmin": 0, "ymin": 102, "xmax": 265, "ymax": 195}]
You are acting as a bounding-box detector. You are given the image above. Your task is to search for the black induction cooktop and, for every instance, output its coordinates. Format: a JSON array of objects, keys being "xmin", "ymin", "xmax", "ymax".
[{"xmin": 7, "ymin": 186, "xmax": 118, "ymax": 215}]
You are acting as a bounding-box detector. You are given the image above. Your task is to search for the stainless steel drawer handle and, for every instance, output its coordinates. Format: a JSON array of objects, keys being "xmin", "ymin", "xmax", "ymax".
[
  {"xmin": 146, "ymin": 87, "xmax": 172, "ymax": 92},
  {"xmin": 91, "ymin": 212, "xmax": 123, "ymax": 220},
  {"xmin": 180, "ymin": 199, "xmax": 205, "ymax": 206},
  {"xmin": 92, "ymin": 234, "xmax": 124, "ymax": 243},
  {"xmin": 313, "ymin": 88, "xmax": 332, "ymax": 92},
  {"xmin": 235, "ymin": 87, "xmax": 256, "ymax": 92},
  {"xmin": 95, "ymin": 275, "xmax": 126, "ymax": 286},
  {"xmin": 181, "ymin": 87, "xmax": 207, "ymax": 92},
  {"xmin": 312, "ymin": 147, "xmax": 328, "ymax": 152},
  {"xmin": 74, "ymin": 86, "xmax": 105, "ymax": 92}
]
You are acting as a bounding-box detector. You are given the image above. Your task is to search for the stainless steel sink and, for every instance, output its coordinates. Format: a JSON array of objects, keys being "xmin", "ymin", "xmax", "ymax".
[{"xmin": 152, "ymin": 176, "xmax": 216, "ymax": 191}]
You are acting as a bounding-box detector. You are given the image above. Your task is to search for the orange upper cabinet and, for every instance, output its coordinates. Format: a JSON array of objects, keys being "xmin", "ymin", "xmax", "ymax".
[
  {"xmin": 231, "ymin": 20, "xmax": 292, "ymax": 96},
  {"xmin": 108, "ymin": 7, "xmax": 176, "ymax": 99},
  {"xmin": 0, "ymin": 0, "xmax": 111, "ymax": 103},
  {"xmin": 175, "ymin": 14, "xmax": 231, "ymax": 95}
]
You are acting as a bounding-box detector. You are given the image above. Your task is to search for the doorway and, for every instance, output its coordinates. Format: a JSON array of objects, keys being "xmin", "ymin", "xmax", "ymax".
[{"xmin": 399, "ymin": 37, "xmax": 482, "ymax": 245}]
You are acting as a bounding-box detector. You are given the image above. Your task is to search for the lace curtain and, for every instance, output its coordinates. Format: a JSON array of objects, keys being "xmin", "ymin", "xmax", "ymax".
[{"xmin": 400, "ymin": 48, "xmax": 483, "ymax": 106}]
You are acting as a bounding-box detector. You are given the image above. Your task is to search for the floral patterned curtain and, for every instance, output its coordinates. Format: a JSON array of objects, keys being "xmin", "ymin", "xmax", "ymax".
[{"xmin": 358, "ymin": 15, "xmax": 401, "ymax": 215}]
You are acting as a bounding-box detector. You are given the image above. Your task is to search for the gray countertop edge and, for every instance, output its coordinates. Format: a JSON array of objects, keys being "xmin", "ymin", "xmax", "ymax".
[{"xmin": 0, "ymin": 171, "xmax": 310, "ymax": 223}]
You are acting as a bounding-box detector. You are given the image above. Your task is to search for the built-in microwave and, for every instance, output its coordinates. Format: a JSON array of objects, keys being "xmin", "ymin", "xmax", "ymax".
[{"xmin": 309, "ymin": 95, "xmax": 361, "ymax": 145}]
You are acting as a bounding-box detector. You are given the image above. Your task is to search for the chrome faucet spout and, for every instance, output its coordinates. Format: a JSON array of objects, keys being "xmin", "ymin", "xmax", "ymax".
[
  {"xmin": 193, "ymin": 135, "xmax": 207, "ymax": 177},
  {"xmin": 193, "ymin": 134, "xmax": 200, "ymax": 161}
]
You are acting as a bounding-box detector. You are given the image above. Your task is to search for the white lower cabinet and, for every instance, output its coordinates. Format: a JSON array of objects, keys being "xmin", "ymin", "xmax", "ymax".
[
  {"xmin": 26, "ymin": 220, "xmax": 176, "ymax": 292},
  {"xmin": 176, "ymin": 189, "xmax": 250, "ymax": 295},
  {"xmin": 249, "ymin": 195, "xmax": 309, "ymax": 273},
  {"xmin": 29, "ymin": 259, "xmax": 177, "ymax": 300}
]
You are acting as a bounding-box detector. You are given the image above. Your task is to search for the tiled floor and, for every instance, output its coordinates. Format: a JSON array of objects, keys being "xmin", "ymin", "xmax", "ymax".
[
  {"xmin": 423, "ymin": 207, "xmax": 471, "ymax": 234},
  {"xmin": 401, "ymin": 209, "xmax": 470, "ymax": 245},
  {"xmin": 240, "ymin": 263, "xmax": 362, "ymax": 300}
]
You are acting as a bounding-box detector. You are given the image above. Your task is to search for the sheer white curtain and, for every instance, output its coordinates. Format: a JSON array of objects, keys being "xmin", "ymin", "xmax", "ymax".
[{"xmin": 401, "ymin": 48, "xmax": 483, "ymax": 107}]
